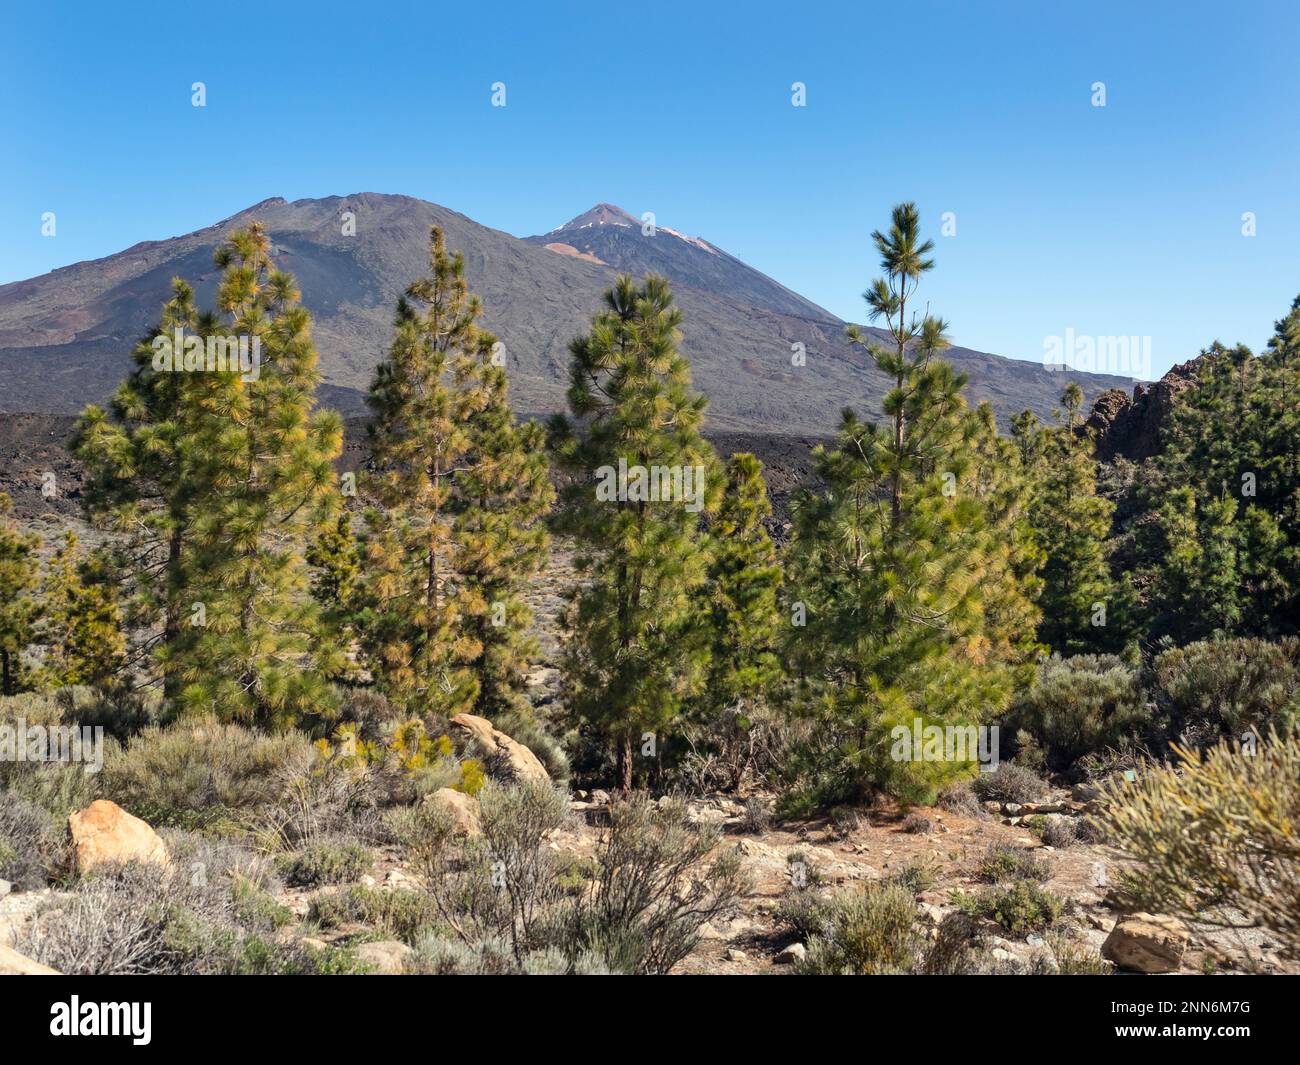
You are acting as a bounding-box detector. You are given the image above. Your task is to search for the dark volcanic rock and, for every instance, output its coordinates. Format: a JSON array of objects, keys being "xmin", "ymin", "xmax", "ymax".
[{"xmin": 1087, "ymin": 356, "xmax": 1206, "ymax": 461}]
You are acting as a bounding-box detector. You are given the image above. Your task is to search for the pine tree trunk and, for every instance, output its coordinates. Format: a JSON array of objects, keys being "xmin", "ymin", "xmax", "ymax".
[
  {"xmin": 1, "ymin": 649, "xmax": 12, "ymax": 696},
  {"xmin": 162, "ymin": 526, "xmax": 182, "ymax": 705},
  {"xmin": 617, "ymin": 732, "xmax": 634, "ymax": 793}
]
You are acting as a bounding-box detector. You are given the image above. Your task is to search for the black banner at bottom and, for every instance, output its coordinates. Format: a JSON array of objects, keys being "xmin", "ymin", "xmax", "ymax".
[{"xmin": 0, "ymin": 974, "xmax": 1286, "ymax": 1050}]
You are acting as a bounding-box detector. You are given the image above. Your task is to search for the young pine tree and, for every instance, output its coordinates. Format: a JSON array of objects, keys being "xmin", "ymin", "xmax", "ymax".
[
  {"xmin": 785, "ymin": 203, "xmax": 1027, "ymax": 805},
  {"xmin": 362, "ymin": 226, "xmax": 551, "ymax": 719},
  {"xmin": 550, "ymin": 275, "xmax": 719, "ymax": 791},
  {"xmin": 0, "ymin": 493, "xmax": 39, "ymax": 695},
  {"xmin": 691, "ymin": 452, "xmax": 784, "ymax": 786},
  {"xmin": 174, "ymin": 224, "xmax": 345, "ymax": 727},
  {"xmin": 1023, "ymin": 384, "xmax": 1127, "ymax": 653}
]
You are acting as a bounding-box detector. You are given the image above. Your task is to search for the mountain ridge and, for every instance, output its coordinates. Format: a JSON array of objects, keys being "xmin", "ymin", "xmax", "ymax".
[{"xmin": 0, "ymin": 194, "xmax": 1134, "ymax": 431}]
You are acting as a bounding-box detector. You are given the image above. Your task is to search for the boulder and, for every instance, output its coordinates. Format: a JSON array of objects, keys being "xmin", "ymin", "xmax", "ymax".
[
  {"xmin": 1102, "ymin": 913, "xmax": 1189, "ymax": 973},
  {"xmin": 449, "ymin": 714, "xmax": 550, "ymax": 785},
  {"xmin": 68, "ymin": 800, "xmax": 168, "ymax": 876},
  {"xmin": 427, "ymin": 787, "xmax": 481, "ymax": 838},
  {"xmin": 0, "ymin": 942, "xmax": 59, "ymax": 975},
  {"xmin": 354, "ymin": 940, "xmax": 414, "ymax": 975}
]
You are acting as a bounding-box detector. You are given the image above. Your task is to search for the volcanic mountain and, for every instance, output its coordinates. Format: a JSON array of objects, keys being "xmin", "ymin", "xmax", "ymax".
[{"xmin": 0, "ymin": 194, "xmax": 1131, "ymax": 431}]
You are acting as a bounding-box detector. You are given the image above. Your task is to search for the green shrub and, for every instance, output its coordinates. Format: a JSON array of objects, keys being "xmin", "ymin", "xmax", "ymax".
[
  {"xmin": 776, "ymin": 890, "xmax": 836, "ymax": 940},
  {"xmin": 1151, "ymin": 638, "xmax": 1300, "ymax": 743},
  {"xmin": 274, "ymin": 839, "xmax": 373, "ymax": 887},
  {"xmin": 1007, "ymin": 654, "xmax": 1147, "ymax": 772},
  {"xmin": 307, "ymin": 885, "xmax": 440, "ymax": 944},
  {"xmin": 952, "ymin": 880, "xmax": 1063, "ymax": 937},
  {"xmin": 890, "ymin": 859, "xmax": 939, "ymax": 895},
  {"xmin": 975, "ymin": 843, "xmax": 1050, "ymax": 884},
  {"xmin": 1093, "ymin": 729, "xmax": 1300, "ymax": 959},
  {"xmin": 793, "ymin": 883, "xmax": 920, "ymax": 975},
  {"xmin": 102, "ymin": 717, "xmax": 316, "ymax": 830}
]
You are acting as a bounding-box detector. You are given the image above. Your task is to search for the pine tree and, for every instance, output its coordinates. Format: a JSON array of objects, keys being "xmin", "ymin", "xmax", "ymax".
[
  {"xmin": 1142, "ymin": 335, "xmax": 1295, "ymax": 639},
  {"xmin": 0, "ymin": 493, "xmax": 39, "ymax": 695},
  {"xmin": 550, "ymin": 274, "xmax": 719, "ymax": 791},
  {"xmin": 307, "ymin": 510, "xmax": 362, "ymax": 673},
  {"xmin": 455, "ymin": 350, "xmax": 554, "ymax": 722},
  {"xmin": 692, "ymin": 452, "xmax": 783, "ymax": 786},
  {"xmin": 1024, "ymin": 384, "xmax": 1126, "ymax": 653},
  {"xmin": 37, "ymin": 532, "xmax": 127, "ymax": 690},
  {"xmin": 174, "ymin": 224, "xmax": 345, "ymax": 727},
  {"xmin": 965, "ymin": 401, "xmax": 1044, "ymax": 664},
  {"xmin": 785, "ymin": 204, "xmax": 1027, "ymax": 805},
  {"xmin": 361, "ymin": 226, "xmax": 550, "ymax": 718},
  {"xmin": 72, "ymin": 279, "xmax": 202, "ymax": 703}
]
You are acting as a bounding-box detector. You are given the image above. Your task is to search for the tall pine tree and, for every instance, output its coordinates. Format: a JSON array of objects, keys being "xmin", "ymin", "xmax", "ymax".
[
  {"xmin": 785, "ymin": 204, "xmax": 1029, "ymax": 805},
  {"xmin": 361, "ymin": 226, "xmax": 551, "ymax": 719},
  {"xmin": 173, "ymin": 224, "xmax": 345, "ymax": 726},
  {"xmin": 550, "ymin": 274, "xmax": 719, "ymax": 791},
  {"xmin": 73, "ymin": 279, "xmax": 203, "ymax": 703}
]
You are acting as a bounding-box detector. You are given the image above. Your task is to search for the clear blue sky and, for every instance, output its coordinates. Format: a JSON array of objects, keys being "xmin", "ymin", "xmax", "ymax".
[{"xmin": 3, "ymin": 0, "xmax": 1297, "ymax": 378}]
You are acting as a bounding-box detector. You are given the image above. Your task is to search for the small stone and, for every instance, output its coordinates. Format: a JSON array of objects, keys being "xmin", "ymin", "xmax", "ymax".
[
  {"xmin": 725, "ymin": 947, "xmax": 748, "ymax": 962},
  {"xmin": 775, "ymin": 942, "xmax": 806, "ymax": 964},
  {"xmin": 0, "ymin": 879, "xmax": 11, "ymax": 898}
]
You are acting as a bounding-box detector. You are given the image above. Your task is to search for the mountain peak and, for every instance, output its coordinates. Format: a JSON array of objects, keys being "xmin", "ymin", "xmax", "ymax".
[{"xmin": 547, "ymin": 203, "xmax": 639, "ymax": 234}]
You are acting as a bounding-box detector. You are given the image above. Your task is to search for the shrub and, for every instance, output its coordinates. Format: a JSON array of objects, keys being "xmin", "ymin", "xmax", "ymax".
[
  {"xmin": 1043, "ymin": 932, "xmax": 1112, "ymax": 975},
  {"xmin": 740, "ymin": 797, "xmax": 772, "ymax": 835},
  {"xmin": 891, "ymin": 859, "xmax": 938, "ymax": 895},
  {"xmin": 936, "ymin": 780, "xmax": 984, "ymax": 818},
  {"xmin": 776, "ymin": 890, "xmax": 836, "ymax": 940},
  {"xmin": 569, "ymin": 794, "xmax": 747, "ymax": 975},
  {"xmin": 102, "ymin": 718, "xmax": 315, "ymax": 830},
  {"xmin": 793, "ymin": 883, "xmax": 919, "ymax": 975},
  {"xmin": 0, "ymin": 790, "xmax": 64, "ymax": 888},
  {"xmin": 1037, "ymin": 816, "xmax": 1079, "ymax": 848},
  {"xmin": 1093, "ymin": 729, "xmax": 1300, "ymax": 959},
  {"xmin": 1007, "ymin": 654, "xmax": 1147, "ymax": 772},
  {"xmin": 975, "ymin": 843, "xmax": 1050, "ymax": 884},
  {"xmin": 1151, "ymin": 638, "xmax": 1300, "ymax": 743},
  {"xmin": 308, "ymin": 885, "xmax": 441, "ymax": 944},
  {"xmin": 900, "ymin": 813, "xmax": 933, "ymax": 834},
  {"xmin": 971, "ymin": 762, "xmax": 1046, "ymax": 805},
  {"xmin": 952, "ymin": 881, "xmax": 1063, "ymax": 937},
  {"xmin": 274, "ymin": 838, "xmax": 373, "ymax": 887},
  {"xmin": 15, "ymin": 847, "xmax": 353, "ymax": 975}
]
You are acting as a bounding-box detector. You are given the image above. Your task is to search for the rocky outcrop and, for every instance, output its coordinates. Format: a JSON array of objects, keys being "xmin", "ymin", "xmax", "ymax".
[
  {"xmin": 1087, "ymin": 356, "xmax": 1206, "ymax": 462},
  {"xmin": 68, "ymin": 800, "xmax": 169, "ymax": 876},
  {"xmin": 1102, "ymin": 912, "xmax": 1190, "ymax": 973},
  {"xmin": 449, "ymin": 714, "xmax": 550, "ymax": 785}
]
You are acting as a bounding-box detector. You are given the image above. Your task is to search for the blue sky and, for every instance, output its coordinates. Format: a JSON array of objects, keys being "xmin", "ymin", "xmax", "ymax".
[{"xmin": 3, "ymin": 0, "xmax": 1297, "ymax": 378}]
